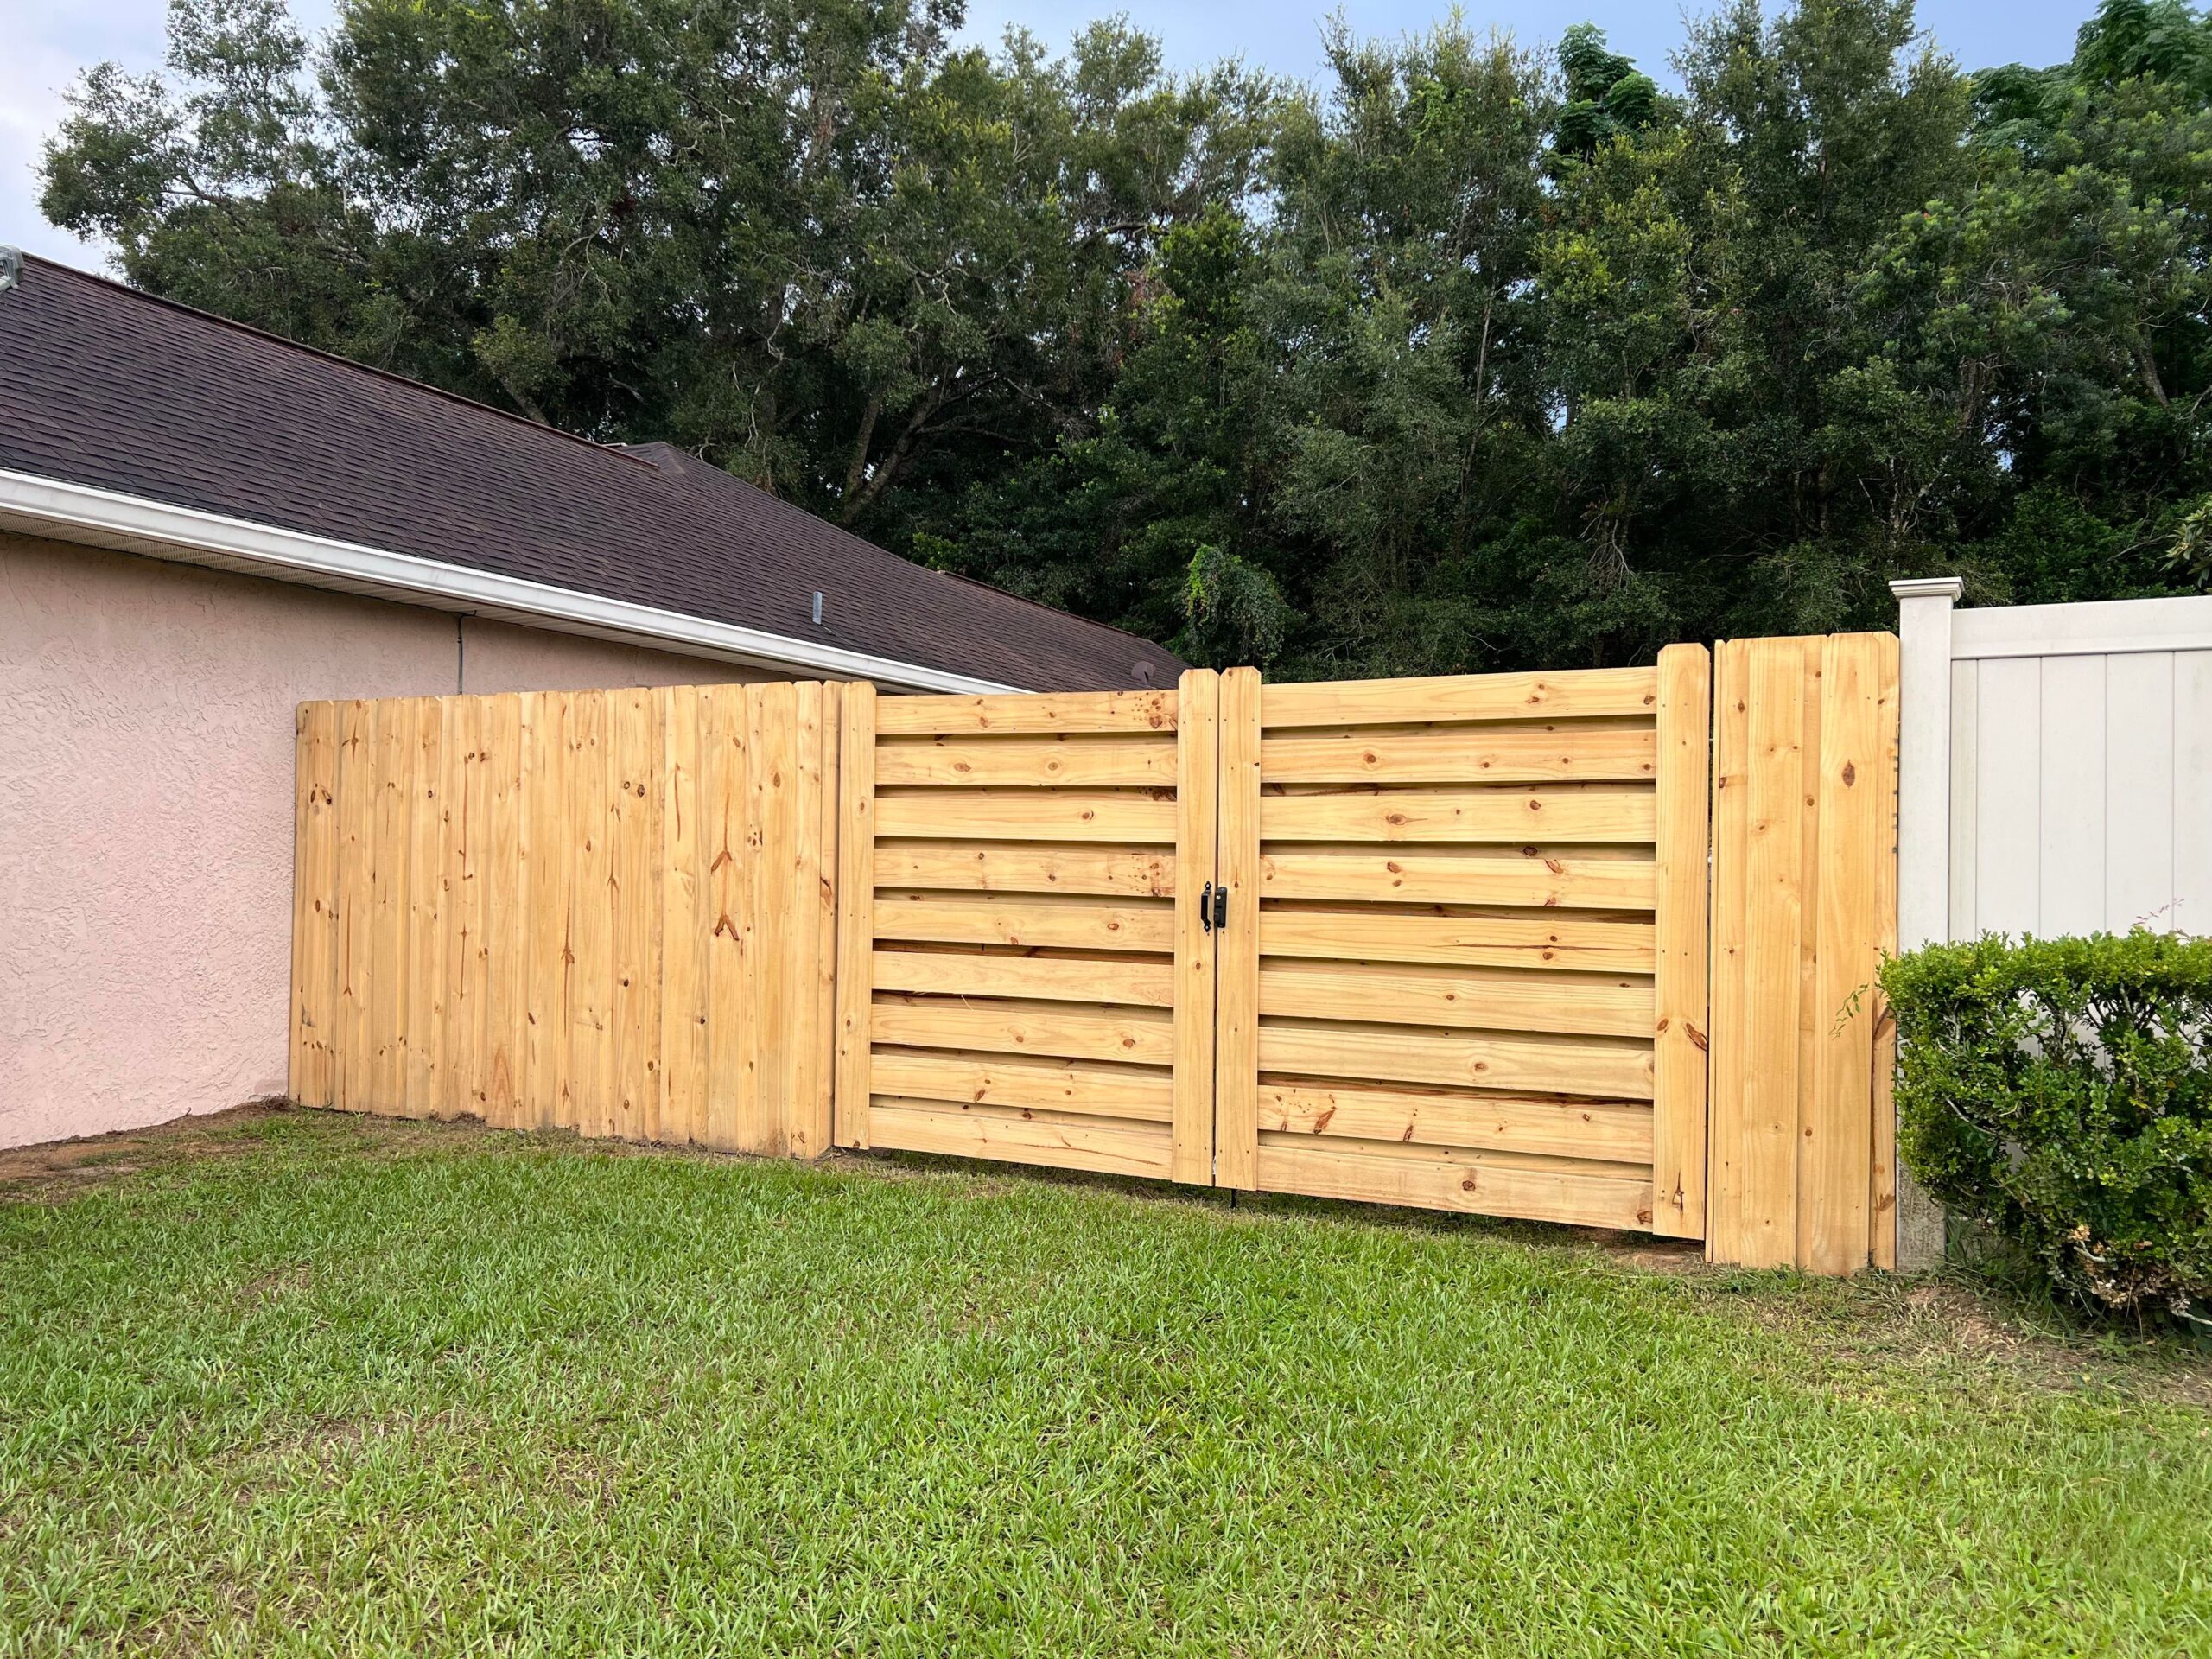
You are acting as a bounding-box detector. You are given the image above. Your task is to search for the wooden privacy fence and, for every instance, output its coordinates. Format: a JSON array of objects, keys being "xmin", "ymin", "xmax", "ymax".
[
  {"xmin": 290, "ymin": 683, "xmax": 842, "ymax": 1154},
  {"xmin": 290, "ymin": 633, "xmax": 1900, "ymax": 1273}
]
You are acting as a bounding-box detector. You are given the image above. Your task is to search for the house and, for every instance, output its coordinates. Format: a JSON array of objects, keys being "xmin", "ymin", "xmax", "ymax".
[{"xmin": 0, "ymin": 251, "xmax": 1181, "ymax": 1148}]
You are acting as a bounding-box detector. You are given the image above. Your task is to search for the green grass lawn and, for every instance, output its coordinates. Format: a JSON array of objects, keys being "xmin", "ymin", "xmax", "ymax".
[{"xmin": 3, "ymin": 1109, "xmax": 2209, "ymax": 1656}]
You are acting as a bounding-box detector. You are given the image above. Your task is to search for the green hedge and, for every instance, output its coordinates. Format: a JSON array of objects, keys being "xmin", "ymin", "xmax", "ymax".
[{"xmin": 1880, "ymin": 930, "xmax": 2212, "ymax": 1321}]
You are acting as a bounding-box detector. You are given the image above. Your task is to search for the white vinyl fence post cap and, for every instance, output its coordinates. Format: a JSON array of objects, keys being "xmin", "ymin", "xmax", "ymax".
[{"xmin": 1891, "ymin": 576, "xmax": 1964, "ymax": 602}]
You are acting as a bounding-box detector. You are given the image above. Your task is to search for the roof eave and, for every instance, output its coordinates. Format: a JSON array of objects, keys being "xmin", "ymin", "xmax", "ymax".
[{"xmin": 0, "ymin": 466, "xmax": 1026, "ymax": 695}]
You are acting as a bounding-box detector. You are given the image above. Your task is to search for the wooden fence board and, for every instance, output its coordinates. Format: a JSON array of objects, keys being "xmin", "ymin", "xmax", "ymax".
[
  {"xmin": 1214, "ymin": 667, "xmax": 1263, "ymax": 1189},
  {"xmin": 873, "ymin": 842, "xmax": 1177, "ymax": 897},
  {"xmin": 875, "ymin": 689, "xmax": 1177, "ymax": 736},
  {"xmin": 870, "ymin": 993, "xmax": 1177, "ymax": 1066},
  {"xmin": 521, "ymin": 692, "xmax": 571, "ymax": 1132},
  {"xmin": 1171, "ymin": 668, "xmax": 1222, "ymax": 1185},
  {"xmin": 367, "ymin": 697, "xmax": 412, "ymax": 1114},
  {"xmin": 658, "ymin": 687, "xmax": 707, "ymax": 1145},
  {"xmin": 1251, "ymin": 1141, "xmax": 1654, "ymax": 1230},
  {"xmin": 833, "ymin": 683, "xmax": 877, "ymax": 1150},
  {"xmin": 482, "ymin": 696, "xmax": 524, "ymax": 1127},
  {"xmin": 1262, "ymin": 669, "xmax": 1659, "ymax": 727},
  {"xmin": 1256, "ymin": 960, "xmax": 1652, "ymax": 1039},
  {"xmin": 1259, "ymin": 784, "xmax": 1656, "ymax": 844},
  {"xmin": 873, "ymin": 891, "xmax": 1175, "ymax": 952},
  {"xmin": 403, "ymin": 697, "xmax": 446, "ymax": 1118},
  {"xmin": 1258, "ymin": 850, "xmax": 1655, "ymax": 909},
  {"xmin": 1259, "ymin": 723, "xmax": 1656, "ymax": 785},
  {"xmin": 869, "ymin": 1050, "xmax": 1173, "ymax": 1120},
  {"xmin": 566, "ymin": 692, "xmax": 614, "ymax": 1135},
  {"xmin": 875, "ymin": 734, "xmax": 1178, "ymax": 788},
  {"xmin": 1256, "ymin": 1078, "xmax": 1652, "ymax": 1163},
  {"xmin": 1256, "ymin": 906, "xmax": 1655, "ymax": 973},
  {"xmin": 1650, "ymin": 643, "xmax": 1712, "ymax": 1238},
  {"xmin": 289, "ymin": 702, "xmax": 340, "ymax": 1109},
  {"xmin": 868, "ymin": 1099, "xmax": 1172, "ymax": 1179},
  {"xmin": 610, "ymin": 688, "xmax": 660, "ymax": 1143},
  {"xmin": 702, "ymin": 685, "xmax": 748, "ymax": 1151},
  {"xmin": 874, "ymin": 788, "xmax": 1179, "ymax": 843}
]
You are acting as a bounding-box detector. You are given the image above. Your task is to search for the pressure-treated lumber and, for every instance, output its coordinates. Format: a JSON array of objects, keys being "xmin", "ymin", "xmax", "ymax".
[
  {"xmin": 1256, "ymin": 1078, "xmax": 1652, "ymax": 1163},
  {"xmin": 873, "ymin": 890, "xmax": 1175, "ymax": 952},
  {"xmin": 403, "ymin": 697, "xmax": 445, "ymax": 1119},
  {"xmin": 1707, "ymin": 633, "xmax": 1900, "ymax": 1273},
  {"xmin": 875, "ymin": 734, "xmax": 1178, "ymax": 788},
  {"xmin": 658, "ymin": 686, "xmax": 707, "ymax": 1146},
  {"xmin": 482, "ymin": 696, "xmax": 525, "ymax": 1127},
  {"xmin": 1262, "ymin": 668, "xmax": 1659, "ymax": 727},
  {"xmin": 366, "ymin": 696, "xmax": 412, "ymax": 1116},
  {"xmin": 521, "ymin": 692, "xmax": 571, "ymax": 1132},
  {"xmin": 288, "ymin": 701, "xmax": 339, "ymax": 1109},
  {"xmin": 1258, "ymin": 1020, "xmax": 1654, "ymax": 1101},
  {"xmin": 297, "ymin": 682, "xmax": 838, "ymax": 1154},
  {"xmin": 1256, "ymin": 960, "xmax": 1652, "ymax": 1039},
  {"xmin": 869, "ymin": 1049, "xmax": 1173, "ymax": 1120},
  {"xmin": 875, "ymin": 689, "xmax": 1177, "ymax": 736},
  {"xmin": 1649, "ymin": 644, "xmax": 1712, "ymax": 1238},
  {"xmin": 1256, "ymin": 906, "xmax": 1655, "ymax": 973},
  {"xmin": 874, "ymin": 787, "xmax": 1178, "ymax": 843},
  {"xmin": 1214, "ymin": 667, "xmax": 1264, "ymax": 1188},
  {"xmin": 869, "ymin": 992, "xmax": 1177, "ymax": 1066},
  {"xmin": 870, "ymin": 949, "xmax": 1177, "ymax": 1007},
  {"xmin": 1251, "ymin": 1141, "xmax": 1655, "ymax": 1230},
  {"xmin": 1257, "ymin": 850, "xmax": 1656, "ymax": 909},
  {"xmin": 873, "ymin": 841, "xmax": 1176, "ymax": 897},
  {"xmin": 867, "ymin": 1099, "xmax": 1173, "ymax": 1179},
  {"xmin": 1259, "ymin": 722, "xmax": 1656, "ymax": 785},
  {"xmin": 1259, "ymin": 784, "xmax": 1656, "ymax": 844},
  {"xmin": 833, "ymin": 683, "xmax": 878, "ymax": 1149},
  {"xmin": 1170, "ymin": 668, "xmax": 1222, "ymax": 1185}
]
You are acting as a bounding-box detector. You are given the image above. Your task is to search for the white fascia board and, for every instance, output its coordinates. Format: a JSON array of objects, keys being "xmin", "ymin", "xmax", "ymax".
[{"xmin": 0, "ymin": 466, "xmax": 1025, "ymax": 695}]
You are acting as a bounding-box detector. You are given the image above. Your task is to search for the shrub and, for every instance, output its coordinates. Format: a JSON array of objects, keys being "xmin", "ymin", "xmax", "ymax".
[{"xmin": 1880, "ymin": 930, "xmax": 2212, "ymax": 1321}]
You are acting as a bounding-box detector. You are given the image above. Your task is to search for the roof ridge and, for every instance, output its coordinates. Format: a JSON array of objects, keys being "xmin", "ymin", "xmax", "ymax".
[{"xmin": 21, "ymin": 253, "xmax": 659, "ymax": 471}]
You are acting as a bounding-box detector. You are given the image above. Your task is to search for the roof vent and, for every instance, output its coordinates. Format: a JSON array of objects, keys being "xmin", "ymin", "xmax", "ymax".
[
  {"xmin": 1132, "ymin": 659, "xmax": 1156, "ymax": 685},
  {"xmin": 0, "ymin": 248, "xmax": 21, "ymax": 296}
]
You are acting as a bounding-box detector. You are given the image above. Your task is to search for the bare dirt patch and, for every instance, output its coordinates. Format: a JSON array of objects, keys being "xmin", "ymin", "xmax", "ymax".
[{"xmin": 0, "ymin": 1100, "xmax": 296, "ymax": 1201}]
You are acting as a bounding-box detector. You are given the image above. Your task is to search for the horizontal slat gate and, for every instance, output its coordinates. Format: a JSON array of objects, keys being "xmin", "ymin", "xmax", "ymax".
[
  {"xmin": 1213, "ymin": 652, "xmax": 1713, "ymax": 1235},
  {"xmin": 835, "ymin": 677, "xmax": 1217, "ymax": 1184}
]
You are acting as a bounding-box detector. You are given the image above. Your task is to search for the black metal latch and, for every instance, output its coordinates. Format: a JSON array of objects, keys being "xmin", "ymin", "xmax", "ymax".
[{"xmin": 1199, "ymin": 880, "xmax": 1229, "ymax": 932}]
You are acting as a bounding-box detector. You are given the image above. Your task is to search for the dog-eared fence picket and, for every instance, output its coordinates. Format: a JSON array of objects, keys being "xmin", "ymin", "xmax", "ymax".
[{"xmin": 289, "ymin": 634, "xmax": 1899, "ymax": 1273}]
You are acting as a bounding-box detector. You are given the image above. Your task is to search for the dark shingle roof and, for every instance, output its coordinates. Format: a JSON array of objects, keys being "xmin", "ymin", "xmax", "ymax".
[{"xmin": 0, "ymin": 255, "xmax": 1180, "ymax": 691}]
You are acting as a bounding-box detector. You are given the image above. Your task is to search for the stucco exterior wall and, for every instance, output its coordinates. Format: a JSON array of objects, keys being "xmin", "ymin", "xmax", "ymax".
[{"xmin": 0, "ymin": 531, "xmax": 774, "ymax": 1149}]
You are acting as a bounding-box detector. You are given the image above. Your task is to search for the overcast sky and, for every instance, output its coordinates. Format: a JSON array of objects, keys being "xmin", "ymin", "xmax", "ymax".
[{"xmin": 4, "ymin": 0, "xmax": 2097, "ymax": 270}]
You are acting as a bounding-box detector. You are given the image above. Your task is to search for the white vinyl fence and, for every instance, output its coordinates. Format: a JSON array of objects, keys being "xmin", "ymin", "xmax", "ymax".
[
  {"xmin": 1891, "ymin": 580, "xmax": 2212, "ymax": 1267},
  {"xmin": 1895, "ymin": 581, "xmax": 2212, "ymax": 950}
]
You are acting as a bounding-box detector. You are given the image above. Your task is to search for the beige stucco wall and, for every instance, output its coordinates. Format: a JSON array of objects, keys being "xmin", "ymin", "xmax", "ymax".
[{"xmin": 0, "ymin": 530, "xmax": 774, "ymax": 1149}]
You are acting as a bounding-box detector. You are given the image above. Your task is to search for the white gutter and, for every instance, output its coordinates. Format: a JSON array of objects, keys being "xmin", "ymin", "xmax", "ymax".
[{"xmin": 0, "ymin": 466, "xmax": 1024, "ymax": 695}]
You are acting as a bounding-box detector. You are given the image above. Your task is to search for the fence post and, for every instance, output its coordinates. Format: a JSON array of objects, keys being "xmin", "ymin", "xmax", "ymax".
[{"xmin": 1890, "ymin": 577, "xmax": 1961, "ymax": 1271}]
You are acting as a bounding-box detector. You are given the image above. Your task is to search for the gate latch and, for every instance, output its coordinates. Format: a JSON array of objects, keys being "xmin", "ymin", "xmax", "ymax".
[{"xmin": 1199, "ymin": 881, "xmax": 1228, "ymax": 933}]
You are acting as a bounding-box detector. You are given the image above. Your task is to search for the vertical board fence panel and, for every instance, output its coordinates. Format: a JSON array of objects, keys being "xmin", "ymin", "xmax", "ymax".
[
  {"xmin": 1708, "ymin": 632, "xmax": 1899, "ymax": 1272},
  {"xmin": 293, "ymin": 684, "xmax": 843, "ymax": 1152}
]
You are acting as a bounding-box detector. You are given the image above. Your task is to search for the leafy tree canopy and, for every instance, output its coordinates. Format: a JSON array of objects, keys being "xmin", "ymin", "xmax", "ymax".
[{"xmin": 41, "ymin": 0, "xmax": 2212, "ymax": 671}]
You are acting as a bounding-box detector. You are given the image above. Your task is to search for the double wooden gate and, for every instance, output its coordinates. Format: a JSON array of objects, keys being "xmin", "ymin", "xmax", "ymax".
[{"xmin": 830, "ymin": 652, "xmax": 1712, "ymax": 1236}]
